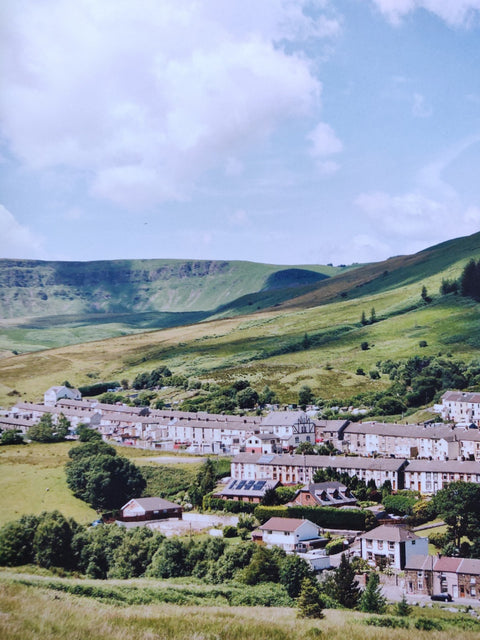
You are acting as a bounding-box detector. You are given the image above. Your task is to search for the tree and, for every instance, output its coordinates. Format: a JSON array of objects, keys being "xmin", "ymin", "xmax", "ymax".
[
  {"xmin": 0, "ymin": 514, "xmax": 39, "ymax": 566},
  {"xmin": 148, "ymin": 538, "xmax": 189, "ymax": 578},
  {"xmin": 27, "ymin": 413, "xmax": 66, "ymax": 443},
  {"xmin": 432, "ymin": 481, "xmax": 480, "ymax": 548},
  {"xmin": 239, "ymin": 546, "xmax": 280, "ymax": 585},
  {"xmin": 361, "ymin": 341, "xmax": 369, "ymax": 351},
  {"xmin": 0, "ymin": 430, "xmax": 24, "ymax": 445},
  {"xmin": 460, "ymin": 258, "xmax": 480, "ymax": 300},
  {"xmin": 359, "ymin": 572, "xmax": 386, "ymax": 613},
  {"xmin": 296, "ymin": 577, "xmax": 324, "ymax": 619},
  {"xmin": 298, "ymin": 385, "xmax": 314, "ymax": 409},
  {"xmin": 370, "ymin": 307, "xmax": 376, "ymax": 324},
  {"xmin": 295, "ymin": 441, "xmax": 316, "ymax": 455},
  {"xmin": 33, "ymin": 511, "xmax": 75, "ymax": 569},
  {"xmin": 237, "ymin": 387, "xmax": 259, "ymax": 409},
  {"xmin": 302, "ymin": 333, "xmax": 311, "ymax": 349},
  {"xmin": 280, "ymin": 554, "xmax": 314, "ymax": 599},
  {"xmin": 65, "ymin": 443, "xmax": 145, "ymax": 511},
  {"xmin": 259, "ymin": 385, "xmax": 277, "ymax": 407},
  {"xmin": 395, "ymin": 593, "xmax": 412, "ymax": 617},
  {"xmin": 57, "ymin": 413, "xmax": 71, "ymax": 439},
  {"xmin": 189, "ymin": 458, "xmax": 217, "ymax": 507},
  {"xmin": 77, "ymin": 424, "xmax": 102, "ymax": 442},
  {"xmin": 331, "ymin": 553, "xmax": 361, "ymax": 608},
  {"xmin": 360, "ymin": 311, "xmax": 367, "ymax": 325},
  {"xmin": 421, "ymin": 285, "xmax": 431, "ymax": 303}
]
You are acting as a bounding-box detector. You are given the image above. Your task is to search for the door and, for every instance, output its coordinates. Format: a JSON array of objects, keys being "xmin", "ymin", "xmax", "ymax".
[{"xmin": 453, "ymin": 585, "xmax": 458, "ymax": 598}]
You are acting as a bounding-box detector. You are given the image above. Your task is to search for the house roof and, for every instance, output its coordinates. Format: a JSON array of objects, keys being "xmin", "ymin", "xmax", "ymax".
[
  {"xmin": 232, "ymin": 452, "xmax": 407, "ymax": 471},
  {"xmin": 259, "ymin": 517, "xmax": 316, "ymax": 532},
  {"xmin": 260, "ymin": 411, "xmax": 309, "ymax": 427},
  {"xmin": 404, "ymin": 554, "xmax": 435, "ymax": 571},
  {"xmin": 458, "ymin": 558, "xmax": 480, "ymax": 576},
  {"xmin": 359, "ymin": 524, "xmax": 421, "ymax": 542},
  {"xmin": 434, "ymin": 556, "xmax": 462, "ymax": 572},
  {"xmin": 315, "ymin": 419, "xmax": 350, "ymax": 433},
  {"xmin": 442, "ymin": 391, "xmax": 480, "ymax": 403},
  {"xmin": 121, "ymin": 497, "xmax": 180, "ymax": 511},
  {"xmin": 215, "ymin": 478, "xmax": 279, "ymax": 498},
  {"xmin": 344, "ymin": 422, "xmax": 454, "ymax": 439},
  {"xmin": 404, "ymin": 459, "xmax": 480, "ymax": 474}
]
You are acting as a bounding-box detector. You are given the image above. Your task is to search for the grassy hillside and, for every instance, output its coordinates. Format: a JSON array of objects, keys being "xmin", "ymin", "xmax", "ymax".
[
  {"xmin": 0, "ymin": 232, "xmax": 480, "ymax": 407},
  {"xmin": 1, "ymin": 575, "xmax": 479, "ymax": 640},
  {"xmin": 0, "ymin": 259, "xmax": 342, "ymax": 354}
]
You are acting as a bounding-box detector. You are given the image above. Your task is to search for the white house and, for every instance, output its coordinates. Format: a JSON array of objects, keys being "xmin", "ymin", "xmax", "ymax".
[
  {"xmin": 358, "ymin": 524, "xmax": 428, "ymax": 570},
  {"xmin": 404, "ymin": 459, "xmax": 480, "ymax": 494},
  {"xmin": 255, "ymin": 517, "xmax": 325, "ymax": 552},
  {"xmin": 44, "ymin": 385, "xmax": 81, "ymax": 406}
]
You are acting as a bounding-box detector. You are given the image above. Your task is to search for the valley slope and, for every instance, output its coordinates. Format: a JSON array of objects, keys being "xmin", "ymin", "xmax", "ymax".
[{"xmin": 0, "ymin": 232, "xmax": 480, "ymax": 407}]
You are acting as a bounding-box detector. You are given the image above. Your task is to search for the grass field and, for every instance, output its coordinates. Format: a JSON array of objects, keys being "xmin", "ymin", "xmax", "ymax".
[
  {"xmin": 1, "ymin": 573, "xmax": 479, "ymax": 640},
  {"xmin": 0, "ymin": 442, "xmax": 206, "ymax": 527}
]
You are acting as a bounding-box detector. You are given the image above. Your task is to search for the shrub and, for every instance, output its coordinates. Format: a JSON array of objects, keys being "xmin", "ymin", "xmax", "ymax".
[
  {"xmin": 361, "ymin": 342, "xmax": 369, "ymax": 351},
  {"xmin": 419, "ymin": 340, "xmax": 428, "ymax": 348},
  {"xmin": 222, "ymin": 525, "xmax": 237, "ymax": 538},
  {"xmin": 414, "ymin": 617, "xmax": 443, "ymax": 631},
  {"xmin": 365, "ymin": 616, "xmax": 409, "ymax": 628}
]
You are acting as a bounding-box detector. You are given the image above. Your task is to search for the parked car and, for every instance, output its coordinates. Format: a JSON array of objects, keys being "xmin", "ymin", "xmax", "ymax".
[{"xmin": 431, "ymin": 593, "xmax": 453, "ymax": 602}]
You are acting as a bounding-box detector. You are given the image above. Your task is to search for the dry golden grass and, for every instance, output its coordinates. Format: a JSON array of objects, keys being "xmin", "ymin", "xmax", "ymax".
[{"xmin": 1, "ymin": 576, "xmax": 479, "ymax": 640}]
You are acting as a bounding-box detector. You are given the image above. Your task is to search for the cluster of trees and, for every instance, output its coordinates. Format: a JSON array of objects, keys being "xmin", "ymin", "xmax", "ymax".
[
  {"xmin": 430, "ymin": 481, "xmax": 480, "ymax": 557},
  {"xmin": 322, "ymin": 354, "xmax": 480, "ymax": 419},
  {"xmin": 0, "ymin": 429, "xmax": 24, "ymax": 445},
  {"xmin": 440, "ymin": 258, "xmax": 480, "ymax": 301},
  {"xmin": 180, "ymin": 380, "xmax": 277, "ymax": 414},
  {"xmin": 132, "ymin": 366, "xmax": 172, "ymax": 390},
  {"xmin": 27, "ymin": 413, "xmax": 70, "ymax": 443},
  {"xmin": 65, "ymin": 442, "xmax": 145, "ymax": 511},
  {"xmin": 0, "ymin": 511, "xmax": 388, "ymax": 619}
]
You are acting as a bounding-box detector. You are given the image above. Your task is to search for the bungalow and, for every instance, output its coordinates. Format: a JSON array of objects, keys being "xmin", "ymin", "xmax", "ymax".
[
  {"xmin": 255, "ymin": 517, "xmax": 327, "ymax": 553},
  {"xmin": 290, "ymin": 481, "xmax": 357, "ymax": 508},
  {"xmin": 120, "ymin": 497, "xmax": 182, "ymax": 522},
  {"xmin": 358, "ymin": 524, "xmax": 428, "ymax": 570}
]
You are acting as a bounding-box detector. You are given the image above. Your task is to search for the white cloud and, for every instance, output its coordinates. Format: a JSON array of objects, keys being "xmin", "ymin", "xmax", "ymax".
[
  {"xmin": 308, "ymin": 122, "xmax": 343, "ymax": 156},
  {"xmin": 0, "ymin": 205, "xmax": 44, "ymax": 258},
  {"xmin": 0, "ymin": 1, "xmax": 341, "ymax": 209},
  {"xmin": 412, "ymin": 92, "xmax": 432, "ymax": 118},
  {"xmin": 371, "ymin": 0, "xmax": 480, "ymax": 27},
  {"xmin": 229, "ymin": 209, "xmax": 250, "ymax": 227}
]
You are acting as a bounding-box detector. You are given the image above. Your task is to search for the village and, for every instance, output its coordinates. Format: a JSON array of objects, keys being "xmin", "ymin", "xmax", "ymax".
[{"xmin": 1, "ymin": 384, "xmax": 480, "ymax": 605}]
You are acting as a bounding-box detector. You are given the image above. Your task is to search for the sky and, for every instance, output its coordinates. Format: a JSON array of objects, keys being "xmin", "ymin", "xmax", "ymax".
[{"xmin": 1, "ymin": 0, "xmax": 480, "ymax": 266}]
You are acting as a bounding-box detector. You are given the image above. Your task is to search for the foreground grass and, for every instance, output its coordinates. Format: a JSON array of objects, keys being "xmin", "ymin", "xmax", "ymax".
[{"xmin": 1, "ymin": 574, "xmax": 479, "ymax": 640}]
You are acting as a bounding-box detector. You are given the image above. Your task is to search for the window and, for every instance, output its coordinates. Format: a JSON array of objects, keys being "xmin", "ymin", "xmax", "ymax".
[
  {"xmin": 377, "ymin": 541, "xmax": 383, "ymax": 550},
  {"xmin": 388, "ymin": 541, "xmax": 395, "ymax": 550},
  {"xmin": 366, "ymin": 539, "xmax": 373, "ymax": 548},
  {"xmin": 418, "ymin": 581, "xmax": 423, "ymax": 590}
]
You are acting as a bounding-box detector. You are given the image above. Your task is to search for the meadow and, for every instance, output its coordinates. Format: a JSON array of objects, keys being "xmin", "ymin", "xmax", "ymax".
[
  {"xmin": 1, "ymin": 573, "xmax": 480, "ymax": 640},
  {"xmin": 0, "ymin": 442, "xmax": 205, "ymax": 527}
]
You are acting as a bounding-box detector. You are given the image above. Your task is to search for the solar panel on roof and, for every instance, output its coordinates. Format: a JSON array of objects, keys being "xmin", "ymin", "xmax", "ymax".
[
  {"xmin": 237, "ymin": 480, "xmax": 246, "ymax": 489},
  {"xmin": 253, "ymin": 480, "xmax": 266, "ymax": 490},
  {"xmin": 228, "ymin": 480, "xmax": 237, "ymax": 490},
  {"xmin": 244, "ymin": 480, "xmax": 255, "ymax": 490}
]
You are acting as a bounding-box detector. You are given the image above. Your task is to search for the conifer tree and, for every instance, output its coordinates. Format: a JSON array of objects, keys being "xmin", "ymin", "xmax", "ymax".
[
  {"xmin": 395, "ymin": 593, "xmax": 411, "ymax": 617},
  {"xmin": 332, "ymin": 553, "xmax": 361, "ymax": 608},
  {"xmin": 359, "ymin": 571, "xmax": 386, "ymax": 613},
  {"xmin": 370, "ymin": 307, "xmax": 376, "ymax": 324},
  {"xmin": 296, "ymin": 577, "xmax": 325, "ymax": 619}
]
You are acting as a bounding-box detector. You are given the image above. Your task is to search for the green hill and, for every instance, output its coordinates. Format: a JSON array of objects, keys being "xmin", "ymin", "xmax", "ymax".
[
  {"xmin": 0, "ymin": 259, "xmax": 341, "ymax": 355},
  {"xmin": 0, "ymin": 232, "xmax": 480, "ymax": 407}
]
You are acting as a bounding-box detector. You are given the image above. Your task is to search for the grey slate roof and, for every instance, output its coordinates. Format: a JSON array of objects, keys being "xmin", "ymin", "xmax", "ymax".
[
  {"xmin": 232, "ymin": 453, "xmax": 407, "ymax": 471},
  {"xmin": 404, "ymin": 459, "xmax": 480, "ymax": 473},
  {"xmin": 359, "ymin": 524, "xmax": 421, "ymax": 542}
]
